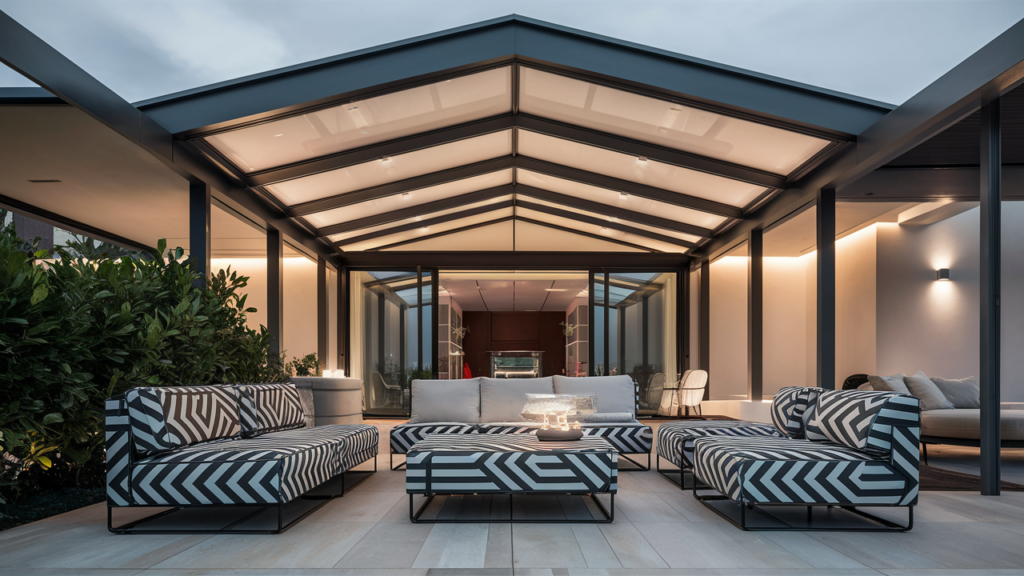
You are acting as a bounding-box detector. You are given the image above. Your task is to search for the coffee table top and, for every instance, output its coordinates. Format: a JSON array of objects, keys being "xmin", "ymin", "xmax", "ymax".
[{"xmin": 407, "ymin": 434, "xmax": 616, "ymax": 454}]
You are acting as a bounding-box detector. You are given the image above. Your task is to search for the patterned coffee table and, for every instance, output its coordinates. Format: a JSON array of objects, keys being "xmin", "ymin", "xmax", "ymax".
[{"xmin": 406, "ymin": 434, "xmax": 618, "ymax": 522}]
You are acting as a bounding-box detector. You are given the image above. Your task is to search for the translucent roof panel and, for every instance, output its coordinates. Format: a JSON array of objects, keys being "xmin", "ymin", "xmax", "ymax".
[
  {"xmin": 342, "ymin": 206, "xmax": 514, "ymax": 252},
  {"xmin": 266, "ymin": 130, "xmax": 512, "ymax": 206},
  {"xmin": 516, "ymin": 207, "xmax": 687, "ymax": 253},
  {"xmin": 205, "ymin": 67, "xmax": 512, "ymax": 173},
  {"xmin": 514, "ymin": 193, "xmax": 702, "ymax": 244},
  {"xmin": 519, "ymin": 67, "xmax": 831, "ymax": 176},
  {"xmin": 305, "ymin": 168, "xmax": 513, "ymax": 228},
  {"xmin": 330, "ymin": 194, "xmax": 513, "ymax": 244},
  {"xmin": 515, "ymin": 169, "xmax": 727, "ymax": 231},
  {"xmin": 517, "ymin": 130, "xmax": 767, "ymax": 208}
]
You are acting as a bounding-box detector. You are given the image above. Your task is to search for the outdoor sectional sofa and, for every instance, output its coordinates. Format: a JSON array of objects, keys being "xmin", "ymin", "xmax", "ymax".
[
  {"xmin": 105, "ymin": 382, "xmax": 378, "ymax": 534},
  {"xmin": 658, "ymin": 386, "xmax": 921, "ymax": 531},
  {"xmin": 389, "ymin": 375, "xmax": 654, "ymax": 470}
]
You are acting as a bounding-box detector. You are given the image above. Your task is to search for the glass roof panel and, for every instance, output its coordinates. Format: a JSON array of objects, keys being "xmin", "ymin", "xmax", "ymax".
[
  {"xmin": 205, "ymin": 67, "xmax": 511, "ymax": 173},
  {"xmin": 519, "ymin": 67, "xmax": 831, "ymax": 176},
  {"xmin": 265, "ymin": 130, "xmax": 512, "ymax": 206},
  {"xmin": 305, "ymin": 168, "xmax": 514, "ymax": 228},
  {"xmin": 341, "ymin": 206, "xmax": 514, "ymax": 252},
  {"xmin": 330, "ymin": 194, "xmax": 514, "ymax": 243},
  {"xmin": 516, "ymin": 207, "xmax": 687, "ymax": 254},
  {"xmin": 517, "ymin": 130, "xmax": 766, "ymax": 209},
  {"xmin": 515, "ymin": 169, "xmax": 727, "ymax": 230},
  {"xmin": 515, "ymin": 193, "xmax": 701, "ymax": 244}
]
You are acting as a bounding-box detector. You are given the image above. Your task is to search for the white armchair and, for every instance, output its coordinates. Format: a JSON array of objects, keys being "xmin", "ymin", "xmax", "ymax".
[{"xmin": 678, "ymin": 369, "xmax": 709, "ymax": 417}]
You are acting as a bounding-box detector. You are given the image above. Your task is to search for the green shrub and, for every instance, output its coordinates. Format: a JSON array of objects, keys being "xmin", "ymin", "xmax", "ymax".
[{"xmin": 0, "ymin": 227, "xmax": 296, "ymax": 502}]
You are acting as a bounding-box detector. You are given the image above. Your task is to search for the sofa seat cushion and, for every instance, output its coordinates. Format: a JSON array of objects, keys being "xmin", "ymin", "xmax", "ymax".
[
  {"xmin": 389, "ymin": 421, "xmax": 653, "ymax": 454},
  {"xmin": 657, "ymin": 421, "xmax": 779, "ymax": 467},
  {"xmin": 130, "ymin": 427, "xmax": 346, "ymax": 506},
  {"xmin": 692, "ymin": 436, "xmax": 916, "ymax": 506},
  {"xmin": 804, "ymin": 390, "xmax": 921, "ymax": 455},
  {"xmin": 770, "ymin": 387, "xmax": 826, "ymax": 438},
  {"xmin": 409, "ymin": 378, "xmax": 481, "ymax": 424},
  {"xmin": 553, "ymin": 375, "xmax": 636, "ymax": 415},
  {"xmin": 260, "ymin": 424, "xmax": 379, "ymax": 472},
  {"xmin": 921, "ymin": 409, "xmax": 1024, "ymax": 440},
  {"xmin": 236, "ymin": 383, "xmax": 305, "ymax": 436},
  {"xmin": 480, "ymin": 377, "xmax": 554, "ymax": 422},
  {"xmin": 390, "ymin": 423, "xmax": 478, "ymax": 453},
  {"xmin": 126, "ymin": 386, "xmax": 241, "ymax": 456}
]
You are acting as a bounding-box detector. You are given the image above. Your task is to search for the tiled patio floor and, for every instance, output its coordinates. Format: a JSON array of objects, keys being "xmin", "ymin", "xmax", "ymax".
[{"xmin": 3, "ymin": 420, "xmax": 1024, "ymax": 576}]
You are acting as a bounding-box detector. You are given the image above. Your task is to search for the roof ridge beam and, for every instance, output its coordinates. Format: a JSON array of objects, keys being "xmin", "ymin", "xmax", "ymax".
[
  {"xmin": 514, "ymin": 183, "xmax": 712, "ymax": 237},
  {"xmin": 515, "ymin": 199, "xmax": 695, "ymax": 249},
  {"xmin": 319, "ymin": 185, "xmax": 514, "ymax": 236},
  {"xmin": 335, "ymin": 200, "xmax": 514, "ymax": 248}
]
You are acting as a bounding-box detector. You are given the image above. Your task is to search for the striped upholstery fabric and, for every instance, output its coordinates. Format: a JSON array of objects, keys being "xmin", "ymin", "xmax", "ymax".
[
  {"xmin": 406, "ymin": 435, "xmax": 617, "ymax": 494},
  {"xmin": 657, "ymin": 421, "xmax": 779, "ymax": 468},
  {"xmin": 390, "ymin": 421, "xmax": 653, "ymax": 455},
  {"xmin": 692, "ymin": 435, "xmax": 914, "ymax": 505},
  {"xmin": 804, "ymin": 390, "xmax": 921, "ymax": 453},
  {"xmin": 237, "ymin": 383, "xmax": 305, "ymax": 437},
  {"xmin": 125, "ymin": 386, "xmax": 241, "ymax": 456},
  {"xmin": 769, "ymin": 387, "xmax": 826, "ymax": 438}
]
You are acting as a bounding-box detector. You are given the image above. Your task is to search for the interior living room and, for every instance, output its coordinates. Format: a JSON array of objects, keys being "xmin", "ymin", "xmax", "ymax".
[{"xmin": 3, "ymin": 5, "xmax": 1024, "ymax": 573}]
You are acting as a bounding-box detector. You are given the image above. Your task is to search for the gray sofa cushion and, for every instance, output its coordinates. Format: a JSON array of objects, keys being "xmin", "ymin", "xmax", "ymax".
[
  {"xmin": 480, "ymin": 377, "xmax": 554, "ymax": 422},
  {"xmin": 922, "ymin": 409, "xmax": 1024, "ymax": 440},
  {"xmin": 867, "ymin": 373, "xmax": 909, "ymax": 395},
  {"xmin": 553, "ymin": 375, "xmax": 635, "ymax": 415},
  {"xmin": 903, "ymin": 370, "xmax": 954, "ymax": 411},
  {"xmin": 409, "ymin": 378, "xmax": 481, "ymax": 424},
  {"xmin": 931, "ymin": 376, "xmax": 980, "ymax": 409}
]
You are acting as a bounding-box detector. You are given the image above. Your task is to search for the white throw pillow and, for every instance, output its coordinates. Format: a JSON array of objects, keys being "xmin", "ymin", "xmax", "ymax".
[
  {"xmin": 409, "ymin": 378, "xmax": 481, "ymax": 424},
  {"xmin": 480, "ymin": 377, "xmax": 554, "ymax": 422},
  {"xmin": 553, "ymin": 375, "xmax": 635, "ymax": 415}
]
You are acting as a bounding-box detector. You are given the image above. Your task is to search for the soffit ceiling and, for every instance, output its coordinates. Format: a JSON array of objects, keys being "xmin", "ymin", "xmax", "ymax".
[{"xmin": 191, "ymin": 64, "xmax": 847, "ymax": 255}]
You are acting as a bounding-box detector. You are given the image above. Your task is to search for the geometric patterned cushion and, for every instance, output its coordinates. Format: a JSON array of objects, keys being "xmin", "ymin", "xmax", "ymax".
[
  {"xmin": 125, "ymin": 386, "xmax": 241, "ymax": 456},
  {"xmin": 389, "ymin": 422, "xmax": 654, "ymax": 455},
  {"xmin": 691, "ymin": 435, "xmax": 914, "ymax": 505},
  {"xmin": 236, "ymin": 383, "xmax": 305, "ymax": 437},
  {"xmin": 770, "ymin": 387, "xmax": 826, "ymax": 438},
  {"xmin": 804, "ymin": 390, "xmax": 921, "ymax": 454},
  {"xmin": 656, "ymin": 420, "xmax": 779, "ymax": 467}
]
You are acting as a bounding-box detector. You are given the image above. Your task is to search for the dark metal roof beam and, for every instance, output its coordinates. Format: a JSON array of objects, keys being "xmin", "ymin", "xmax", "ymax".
[
  {"xmin": 516, "ymin": 216, "xmax": 658, "ymax": 253},
  {"xmin": 515, "ymin": 199, "xmax": 695, "ymax": 250},
  {"xmin": 288, "ymin": 156, "xmax": 515, "ymax": 216},
  {"xmin": 515, "ymin": 157, "xmax": 743, "ymax": 218},
  {"xmin": 341, "ymin": 250, "xmax": 688, "ymax": 268},
  {"xmin": 368, "ymin": 215, "xmax": 514, "ymax": 251},
  {"xmin": 515, "ymin": 184, "xmax": 712, "ymax": 237},
  {"xmin": 336, "ymin": 201, "xmax": 514, "ymax": 248},
  {"xmin": 320, "ymin": 185, "xmax": 514, "ymax": 236}
]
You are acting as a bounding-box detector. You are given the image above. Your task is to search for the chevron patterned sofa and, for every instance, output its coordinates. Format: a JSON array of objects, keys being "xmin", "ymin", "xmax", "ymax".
[
  {"xmin": 390, "ymin": 375, "xmax": 653, "ymax": 470},
  {"xmin": 105, "ymin": 382, "xmax": 378, "ymax": 534},
  {"xmin": 689, "ymin": 387, "xmax": 921, "ymax": 531}
]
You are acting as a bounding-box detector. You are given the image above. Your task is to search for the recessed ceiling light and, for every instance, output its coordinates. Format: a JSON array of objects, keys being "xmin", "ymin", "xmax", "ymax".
[
  {"xmin": 420, "ymin": 227, "xmax": 429, "ymax": 232},
  {"xmin": 379, "ymin": 156, "xmax": 393, "ymax": 167},
  {"xmin": 273, "ymin": 133, "xmax": 284, "ymax": 137},
  {"xmin": 619, "ymin": 192, "xmax": 628, "ymax": 200},
  {"xmin": 402, "ymin": 193, "xmax": 411, "ymax": 200},
  {"xmin": 544, "ymin": 288, "xmax": 568, "ymax": 292}
]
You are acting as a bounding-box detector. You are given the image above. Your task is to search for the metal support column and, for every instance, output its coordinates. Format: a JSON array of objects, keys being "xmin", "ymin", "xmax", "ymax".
[
  {"xmin": 681, "ymin": 269, "xmax": 690, "ymax": 372},
  {"xmin": 699, "ymin": 260, "xmax": 710, "ymax": 401},
  {"xmin": 431, "ymin": 270, "xmax": 439, "ymax": 379},
  {"xmin": 317, "ymin": 256, "xmax": 328, "ymax": 373},
  {"xmin": 338, "ymin": 266, "xmax": 348, "ymax": 375},
  {"xmin": 267, "ymin": 226, "xmax": 283, "ymax": 361},
  {"xmin": 980, "ymin": 98, "xmax": 1002, "ymax": 496},
  {"xmin": 816, "ymin": 187, "xmax": 836, "ymax": 389},
  {"xmin": 417, "ymin": 267, "xmax": 423, "ymax": 370},
  {"xmin": 189, "ymin": 182, "xmax": 211, "ymax": 284},
  {"xmin": 747, "ymin": 229, "xmax": 763, "ymax": 402}
]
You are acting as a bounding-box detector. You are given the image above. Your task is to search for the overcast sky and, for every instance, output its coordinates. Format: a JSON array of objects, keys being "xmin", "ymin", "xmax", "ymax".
[{"xmin": 1, "ymin": 0, "xmax": 1022, "ymax": 105}]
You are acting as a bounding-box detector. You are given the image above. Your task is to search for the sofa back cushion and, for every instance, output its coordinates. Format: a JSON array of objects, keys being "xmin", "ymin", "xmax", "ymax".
[
  {"xmin": 931, "ymin": 376, "xmax": 980, "ymax": 409},
  {"xmin": 236, "ymin": 383, "xmax": 305, "ymax": 436},
  {"xmin": 125, "ymin": 386, "xmax": 241, "ymax": 456},
  {"xmin": 553, "ymin": 375, "xmax": 636, "ymax": 416},
  {"xmin": 480, "ymin": 377, "xmax": 554, "ymax": 422},
  {"xmin": 804, "ymin": 390, "xmax": 921, "ymax": 454},
  {"xmin": 409, "ymin": 378, "xmax": 481, "ymax": 424},
  {"xmin": 770, "ymin": 386, "xmax": 825, "ymax": 438}
]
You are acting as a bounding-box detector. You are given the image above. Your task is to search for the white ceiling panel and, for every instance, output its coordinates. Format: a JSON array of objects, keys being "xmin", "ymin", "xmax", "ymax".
[
  {"xmin": 517, "ymin": 130, "xmax": 767, "ymax": 209},
  {"xmin": 206, "ymin": 67, "xmax": 511, "ymax": 173},
  {"xmin": 519, "ymin": 67, "xmax": 830, "ymax": 176},
  {"xmin": 365, "ymin": 209, "xmax": 513, "ymax": 251},
  {"xmin": 329, "ymin": 194, "xmax": 513, "ymax": 243},
  {"xmin": 517, "ymin": 207, "xmax": 686, "ymax": 253},
  {"xmin": 265, "ymin": 130, "xmax": 512, "ymax": 206},
  {"xmin": 511, "ymin": 219, "xmax": 646, "ymax": 252}
]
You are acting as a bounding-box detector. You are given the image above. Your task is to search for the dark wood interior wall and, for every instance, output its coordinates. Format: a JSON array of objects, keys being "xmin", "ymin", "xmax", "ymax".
[{"xmin": 462, "ymin": 311, "xmax": 566, "ymax": 378}]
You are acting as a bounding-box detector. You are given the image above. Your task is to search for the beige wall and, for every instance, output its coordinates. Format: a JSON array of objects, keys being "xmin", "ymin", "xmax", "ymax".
[
  {"xmin": 709, "ymin": 256, "xmax": 747, "ymax": 400},
  {"xmin": 763, "ymin": 256, "xmax": 809, "ymax": 396},
  {"xmin": 835, "ymin": 226, "xmax": 878, "ymax": 387}
]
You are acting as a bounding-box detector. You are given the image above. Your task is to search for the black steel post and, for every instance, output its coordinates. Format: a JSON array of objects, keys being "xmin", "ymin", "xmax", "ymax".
[
  {"xmin": 266, "ymin": 226, "xmax": 283, "ymax": 361},
  {"xmin": 188, "ymin": 182, "xmax": 211, "ymax": 284},
  {"xmin": 980, "ymin": 98, "xmax": 1002, "ymax": 496},
  {"xmin": 699, "ymin": 260, "xmax": 710, "ymax": 401},
  {"xmin": 431, "ymin": 270, "xmax": 439, "ymax": 380},
  {"xmin": 604, "ymin": 270, "xmax": 610, "ymax": 376},
  {"xmin": 588, "ymin": 270, "xmax": 595, "ymax": 376},
  {"xmin": 680, "ymin": 269, "xmax": 690, "ymax": 373},
  {"xmin": 317, "ymin": 256, "xmax": 328, "ymax": 373},
  {"xmin": 417, "ymin": 267, "xmax": 423, "ymax": 371},
  {"xmin": 748, "ymin": 229, "xmax": 763, "ymax": 402},
  {"xmin": 816, "ymin": 187, "xmax": 836, "ymax": 389},
  {"xmin": 338, "ymin": 266, "xmax": 348, "ymax": 375}
]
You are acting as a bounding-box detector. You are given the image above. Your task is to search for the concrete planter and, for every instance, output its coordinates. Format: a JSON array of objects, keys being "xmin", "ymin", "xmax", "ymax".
[{"xmin": 291, "ymin": 377, "xmax": 363, "ymax": 426}]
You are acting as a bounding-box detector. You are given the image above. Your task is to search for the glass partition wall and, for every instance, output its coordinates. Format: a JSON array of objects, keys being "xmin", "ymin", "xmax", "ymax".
[{"xmin": 591, "ymin": 271, "xmax": 678, "ymax": 415}]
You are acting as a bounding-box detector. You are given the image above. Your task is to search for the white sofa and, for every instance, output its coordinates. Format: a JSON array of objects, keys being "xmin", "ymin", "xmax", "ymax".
[{"xmin": 389, "ymin": 375, "xmax": 653, "ymax": 470}]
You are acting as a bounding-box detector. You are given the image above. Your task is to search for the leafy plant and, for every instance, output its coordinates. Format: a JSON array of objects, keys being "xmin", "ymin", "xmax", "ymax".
[{"xmin": 288, "ymin": 353, "xmax": 321, "ymax": 377}]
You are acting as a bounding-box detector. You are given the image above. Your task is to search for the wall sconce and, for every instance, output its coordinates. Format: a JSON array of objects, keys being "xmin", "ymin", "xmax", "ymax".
[{"xmin": 936, "ymin": 268, "xmax": 951, "ymax": 281}]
